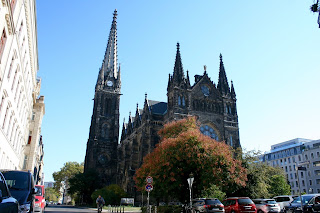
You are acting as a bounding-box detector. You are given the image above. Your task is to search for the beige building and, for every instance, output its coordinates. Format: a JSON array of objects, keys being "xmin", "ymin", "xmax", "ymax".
[{"xmin": 0, "ymin": 0, "xmax": 44, "ymax": 184}]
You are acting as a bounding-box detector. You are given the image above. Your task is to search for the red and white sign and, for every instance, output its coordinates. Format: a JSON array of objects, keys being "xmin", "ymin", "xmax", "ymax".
[
  {"xmin": 146, "ymin": 176, "xmax": 153, "ymax": 184},
  {"xmin": 145, "ymin": 184, "xmax": 153, "ymax": 192}
]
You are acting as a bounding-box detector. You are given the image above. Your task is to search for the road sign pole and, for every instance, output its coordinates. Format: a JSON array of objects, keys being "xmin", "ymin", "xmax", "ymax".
[{"xmin": 147, "ymin": 191, "xmax": 150, "ymax": 213}]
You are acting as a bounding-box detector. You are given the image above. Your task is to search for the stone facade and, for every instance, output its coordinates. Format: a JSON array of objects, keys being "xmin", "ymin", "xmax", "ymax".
[
  {"xmin": 0, "ymin": 0, "xmax": 44, "ymax": 182},
  {"xmin": 84, "ymin": 10, "xmax": 241, "ymax": 196}
]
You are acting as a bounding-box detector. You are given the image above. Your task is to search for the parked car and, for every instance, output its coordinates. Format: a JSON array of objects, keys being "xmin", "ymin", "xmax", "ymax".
[
  {"xmin": 222, "ymin": 197, "xmax": 257, "ymax": 213},
  {"xmin": 192, "ymin": 198, "xmax": 225, "ymax": 213},
  {"xmin": 34, "ymin": 185, "xmax": 45, "ymax": 213},
  {"xmin": 284, "ymin": 194, "xmax": 320, "ymax": 213},
  {"xmin": 305, "ymin": 195, "xmax": 320, "ymax": 212},
  {"xmin": 0, "ymin": 171, "xmax": 19, "ymax": 213},
  {"xmin": 273, "ymin": 195, "xmax": 295, "ymax": 212},
  {"xmin": 252, "ymin": 199, "xmax": 281, "ymax": 213},
  {"xmin": 2, "ymin": 170, "xmax": 36, "ymax": 213}
]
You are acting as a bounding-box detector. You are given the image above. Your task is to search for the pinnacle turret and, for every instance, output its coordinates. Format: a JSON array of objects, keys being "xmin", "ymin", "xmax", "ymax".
[
  {"xmin": 217, "ymin": 54, "xmax": 230, "ymax": 95},
  {"xmin": 231, "ymin": 80, "xmax": 236, "ymax": 99},
  {"xmin": 172, "ymin": 43, "xmax": 185, "ymax": 84}
]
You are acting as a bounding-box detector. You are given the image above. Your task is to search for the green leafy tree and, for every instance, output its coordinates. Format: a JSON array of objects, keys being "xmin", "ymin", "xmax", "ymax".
[
  {"xmin": 233, "ymin": 150, "xmax": 290, "ymax": 198},
  {"xmin": 68, "ymin": 169, "xmax": 101, "ymax": 205},
  {"xmin": 269, "ymin": 175, "xmax": 291, "ymax": 197},
  {"xmin": 45, "ymin": 187, "xmax": 59, "ymax": 202},
  {"xmin": 91, "ymin": 184, "xmax": 127, "ymax": 205},
  {"xmin": 201, "ymin": 184, "xmax": 226, "ymax": 201},
  {"xmin": 134, "ymin": 117, "xmax": 247, "ymax": 202},
  {"xmin": 52, "ymin": 161, "xmax": 84, "ymax": 196}
]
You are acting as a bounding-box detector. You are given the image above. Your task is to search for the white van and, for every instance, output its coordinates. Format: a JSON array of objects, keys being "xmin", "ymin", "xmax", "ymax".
[{"xmin": 273, "ymin": 195, "xmax": 295, "ymax": 212}]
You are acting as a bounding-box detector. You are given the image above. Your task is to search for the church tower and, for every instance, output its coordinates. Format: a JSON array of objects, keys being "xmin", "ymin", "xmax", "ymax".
[
  {"xmin": 217, "ymin": 54, "xmax": 241, "ymax": 148},
  {"xmin": 167, "ymin": 43, "xmax": 191, "ymax": 120},
  {"xmin": 84, "ymin": 10, "xmax": 120, "ymax": 185}
]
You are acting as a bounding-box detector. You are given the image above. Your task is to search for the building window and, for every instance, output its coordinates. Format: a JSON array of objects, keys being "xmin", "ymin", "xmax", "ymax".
[
  {"xmin": 309, "ymin": 180, "xmax": 312, "ymax": 186},
  {"xmin": 314, "ymin": 161, "xmax": 320, "ymax": 167},
  {"xmin": 0, "ymin": 29, "xmax": 7, "ymax": 62},
  {"xmin": 18, "ymin": 21, "xmax": 23, "ymax": 40},
  {"xmin": 301, "ymin": 172, "xmax": 304, "ymax": 178},
  {"xmin": 293, "ymin": 157, "xmax": 295, "ymax": 163},
  {"xmin": 317, "ymin": 152, "xmax": 320, "ymax": 158},
  {"xmin": 302, "ymin": 180, "xmax": 305, "ymax": 187},
  {"xmin": 10, "ymin": 0, "xmax": 17, "ymax": 13},
  {"xmin": 22, "ymin": 155, "xmax": 27, "ymax": 170},
  {"xmin": 298, "ymin": 155, "xmax": 301, "ymax": 161},
  {"xmin": 7, "ymin": 56, "xmax": 15, "ymax": 78},
  {"xmin": 295, "ymin": 173, "xmax": 297, "ymax": 179},
  {"xmin": 288, "ymin": 157, "xmax": 291, "ymax": 163},
  {"xmin": 27, "ymin": 131, "xmax": 32, "ymax": 145},
  {"xmin": 31, "ymin": 112, "xmax": 35, "ymax": 121},
  {"xmin": 230, "ymin": 135, "xmax": 233, "ymax": 147},
  {"xmin": 296, "ymin": 181, "xmax": 298, "ymax": 187},
  {"xmin": 315, "ymin": 170, "xmax": 320, "ymax": 176},
  {"xmin": 200, "ymin": 125, "xmax": 219, "ymax": 141},
  {"xmin": 305, "ymin": 154, "xmax": 308, "ymax": 160},
  {"xmin": 178, "ymin": 96, "xmax": 181, "ymax": 106},
  {"xmin": 317, "ymin": 179, "xmax": 320, "ymax": 184},
  {"xmin": 289, "ymin": 165, "xmax": 292, "ymax": 171},
  {"xmin": 2, "ymin": 106, "xmax": 9, "ymax": 129},
  {"xmin": 290, "ymin": 173, "xmax": 293, "ymax": 179}
]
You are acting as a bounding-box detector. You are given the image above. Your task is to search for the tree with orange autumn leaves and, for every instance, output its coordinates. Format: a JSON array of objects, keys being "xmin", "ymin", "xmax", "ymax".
[{"xmin": 134, "ymin": 117, "xmax": 247, "ymax": 202}]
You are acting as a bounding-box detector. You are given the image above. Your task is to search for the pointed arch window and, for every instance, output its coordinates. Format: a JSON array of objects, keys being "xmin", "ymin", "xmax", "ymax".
[
  {"xmin": 182, "ymin": 96, "xmax": 185, "ymax": 107},
  {"xmin": 178, "ymin": 96, "xmax": 181, "ymax": 106}
]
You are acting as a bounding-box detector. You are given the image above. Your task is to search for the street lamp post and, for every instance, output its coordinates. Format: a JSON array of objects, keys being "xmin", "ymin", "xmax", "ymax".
[{"xmin": 187, "ymin": 173, "xmax": 194, "ymax": 209}]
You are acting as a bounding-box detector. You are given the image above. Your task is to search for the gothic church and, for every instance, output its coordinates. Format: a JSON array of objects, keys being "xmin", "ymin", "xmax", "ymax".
[{"xmin": 84, "ymin": 10, "xmax": 241, "ymax": 196}]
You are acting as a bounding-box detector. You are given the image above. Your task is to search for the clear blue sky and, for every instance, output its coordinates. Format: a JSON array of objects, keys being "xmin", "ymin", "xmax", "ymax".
[{"xmin": 36, "ymin": 1, "xmax": 320, "ymax": 182}]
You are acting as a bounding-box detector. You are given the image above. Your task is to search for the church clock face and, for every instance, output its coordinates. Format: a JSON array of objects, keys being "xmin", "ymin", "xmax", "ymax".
[
  {"xmin": 200, "ymin": 125, "xmax": 219, "ymax": 140},
  {"xmin": 107, "ymin": 81, "xmax": 113, "ymax": 87},
  {"xmin": 201, "ymin": 85, "xmax": 210, "ymax": 96}
]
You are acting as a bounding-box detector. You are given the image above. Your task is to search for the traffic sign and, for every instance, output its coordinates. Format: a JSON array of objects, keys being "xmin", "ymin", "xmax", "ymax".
[
  {"xmin": 145, "ymin": 184, "xmax": 153, "ymax": 192},
  {"xmin": 146, "ymin": 176, "xmax": 153, "ymax": 184}
]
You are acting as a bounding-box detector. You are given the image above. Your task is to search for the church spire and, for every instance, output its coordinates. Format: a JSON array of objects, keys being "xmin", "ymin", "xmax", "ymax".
[
  {"xmin": 217, "ymin": 54, "xmax": 230, "ymax": 95},
  {"xmin": 172, "ymin": 42, "xmax": 185, "ymax": 84},
  {"xmin": 101, "ymin": 9, "xmax": 118, "ymax": 82}
]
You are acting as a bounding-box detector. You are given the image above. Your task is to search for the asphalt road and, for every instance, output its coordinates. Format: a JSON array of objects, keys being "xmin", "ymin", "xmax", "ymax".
[{"xmin": 45, "ymin": 205, "xmax": 97, "ymax": 213}]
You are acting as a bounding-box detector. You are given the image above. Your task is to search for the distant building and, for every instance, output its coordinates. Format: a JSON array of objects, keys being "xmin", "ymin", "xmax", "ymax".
[
  {"xmin": 0, "ymin": 0, "xmax": 45, "ymax": 184},
  {"xmin": 262, "ymin": 138, "xmax": 320, "ymax": 195},
  {"xmin": 84, "ymin": 10, "xmax": 241, "ymax": 199},
  {"xmin": 44, "ymin": 181, "xmax": 54, "ymax": 189}
]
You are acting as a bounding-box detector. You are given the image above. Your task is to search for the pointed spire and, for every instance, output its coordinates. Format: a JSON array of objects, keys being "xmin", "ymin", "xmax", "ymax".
[
  {"xmin": 204, "ymin": 65, "xmax": 207, "ymax": 75},
  {"xmin": 101, "ymin": 9, "xmax": 118, "ymax": 81},
  {"xmin": 186, "ymin": 70, "xmax": 191, "ymax": 87},
  {"xmin": 217, "ymin": 54, "xmax": 230, "ymax": 95},
  {"xmin": 231, "ymin": 80, "xmax": 236, "ymax": 98},
  {"xmin": 172, "ymin": 42, "xmax": 185, "ymax": 84}
]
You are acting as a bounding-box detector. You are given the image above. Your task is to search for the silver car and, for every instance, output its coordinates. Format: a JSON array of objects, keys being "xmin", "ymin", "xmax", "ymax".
[
  {"xmin": 253, "ymin": 199, "xmax": 281, "ymax": 213},
  {"xmin": 192, "ymin": 198, "xmax": 225, "ymax": 213}
]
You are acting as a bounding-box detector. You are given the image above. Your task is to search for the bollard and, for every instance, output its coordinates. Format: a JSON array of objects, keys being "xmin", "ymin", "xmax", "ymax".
[{"xmin": 155, "ymin": 206, "xmax": 157, "ymax": 213}]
